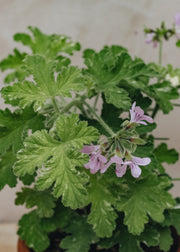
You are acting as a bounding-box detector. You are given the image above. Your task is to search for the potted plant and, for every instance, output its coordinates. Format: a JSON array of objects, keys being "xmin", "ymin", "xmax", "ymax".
[{"xmin": 0, "ymin": 15, "xmax": 180, "ymax": 252}]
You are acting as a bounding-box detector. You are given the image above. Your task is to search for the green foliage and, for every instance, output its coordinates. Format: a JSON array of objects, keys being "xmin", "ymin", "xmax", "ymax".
[
  {"xmin": 163, "ymin": 208, "xmax": 180, "ymax": 234},
  {"xmin": 14, "ymin": 26, "xmax": 81, "ymax": 57},
  {"xmin": 60, "ymin": 214, "xmax": 98, "ymax": 252},
  {"xmin": 18, "ymin": 204, "xmax": 71, "ymax": 252},
  {"xmin": 154, "ymin": 142, "xmax": 179, "ymax": 164},
  {"xmin": 2, "ymin": 55, "xmax": 84, "ymax": 111},
  {"xmin": 0, "ymin": 27, "xmax": 80, "ymax": 84},
  {"xmin": 99, "ymin": 224, "xmax": 160, "ymax": 252},
  {"xmin": 0, "ymin": 26, "xmax": 180, "ymax": 252},
  {"xmin": 87, "ymin": 176, "xmax": 118, "ymax": 238},
  {"xmin": 0, "ymin": 149, "xmax": 17, "ymax": 190},
  {"xmin": 0, "ymin": 106, "xmax": 44, "ymax": 154},
  {"xmin": 15, "ymin": 187, "xmax": 57, "ymax": 217},
  {"xmin": 14, "ymin": 114, "xmax": 99, "ymax": 209},
  {"xmin": 83, "ymin": 46, "xmax": 160, "ymax": 110},
  {"xmin": 115, "ymin": 175, "xmax": 175, "ymax": 235},
  {"xmin": 148, "ymin": 81, "xmax": 179, "ymax": 113},
  {"xmin": 0, "ymin": 48, "xmax": 28, "ymax": 84},
  {"xmin": 157, "ymin": 226, "xmax": 173, "ymax": 251}
]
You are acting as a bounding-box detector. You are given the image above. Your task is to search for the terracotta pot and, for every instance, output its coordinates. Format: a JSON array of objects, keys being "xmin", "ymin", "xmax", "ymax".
[
  {"xmin": 17, "ymin": 239, "xmax": 30, "ymax": 252},
  {"xmin": 17, "ymin": 237, "xmax": 180, "ymax": 252}
]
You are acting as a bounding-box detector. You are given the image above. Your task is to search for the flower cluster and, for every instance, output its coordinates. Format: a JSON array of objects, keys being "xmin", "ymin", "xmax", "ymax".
[
  {"xmin": 145, "ymin": 13, "xmax": 180, "ymax": 47},
  {"xmin": 81, "ymin": 102, "xmax": 153, "ymax": 178}
]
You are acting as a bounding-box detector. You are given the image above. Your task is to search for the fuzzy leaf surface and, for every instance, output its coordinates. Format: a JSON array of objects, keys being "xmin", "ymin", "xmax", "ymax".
[
  {"xmin": 148, "ymin": 82, "xmax": 179, "ymax": 113},
  {"xmin": 162, "ymin": 208, "xmax": 180, "ymax": 234},
  {"xmin": 0, "ymin": 149, "xmax": 17, "ymax": 190},
  {"xmin": 18, "ymin": 204, "xmax": 71, "ymax": 252},
  {"xmin": 14, "ymin": 114, "xmax": 99, "ymax": 209},
  {"xmin": 15, "ymin": 188, "xmax": 56, "ymax": 217},
  {"xmin": 14, "ymin": 26, "xmax": 81, "ymax": 58},
  {"xmin": 60, "ymin": 214, "xmax": 98, "ymax": 252},
  {"xmin": 154, "ymin": 143, "xmax": 179, "ymax": 164},
  {"xmin": 2, "ymin": 55, "xmax": 84, "ymax": 111},
  {"xmin": 87, "ymin": 177, "xmax": 118, "ymax": 238},
  {"xmin": 83, "ymin": 46, "xmax": 158, "ymax": 109},
  {"xmin": 0, "ymin": 48, "xmax": 28, "ymax": 83},
  {"xmin": 0, "ymin": 107, "xmax": 44, "ymax": 154},
  {"xmin": 99, "ymin": 225, "xmax": 159, "ymax": 252},
  {"xmin": 115, "ymin": 175, "xmax": 175, "ymax": 235}
]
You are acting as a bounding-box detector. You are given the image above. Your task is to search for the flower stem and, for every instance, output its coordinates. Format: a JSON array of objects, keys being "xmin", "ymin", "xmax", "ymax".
[
  {"xmin": 52, "ymin": 97, "xmax": 61, "ymax": 115},
  {"xmin": 83, "ymin": 100, "xmax": 115, "ymax": 136},
  {"xmin": 172, "ymin": 178, "xmax": 180, "ymax": 181},
  {"xmin": 61, "ymin": 99, "xmax": 80, "ymax": 113},
  {"xmin": 93, "ymin": 93, "xmax": 100, "ymax": 109},
  {"xmin": 154, "ymin": 137, "xmax": 169, "ymax": 141},
  {"xmin": 158, "ymin": 37, "xmax": 163, "ymax": 66},
  {"xmin": 151, "ymin": 104, "xmax": 159, "ymax": 119}
]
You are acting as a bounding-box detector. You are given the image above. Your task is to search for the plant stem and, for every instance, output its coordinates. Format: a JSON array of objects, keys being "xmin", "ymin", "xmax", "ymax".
[
  {"xmin": 173, "ymin": 103, "xmax": 180, "ymax": 107},
  {"xmin": 172, "ymin": 178, "xmax": 180, "ymax": 181},
  {"xmin": 151, "ymin": 39, "xmax": 163, "ymax": 119},
  {"xmin": 93, "ymin": 93, "xmax": 100, "ymax": 109},
  {"xmin": 151, "ymin": 104, "xmax": 159, "ymax": 119},
  {"xmin": 154, "ymin": 137, "xmax": 169, "ymax": 141},
  {"xmin": 83, "ymin": 100, "xmax": 115, "ymax": 136},
  {"xmin": 158, "ymin": 37, "xmax": 163, "ymax": 66},
  {"xmin": 61, "ymin": 99, "xmax": 80, "ymax": 113},
  {"xmin": 52, "ymin": 97, "xmax": 61, "ymax": 115}
]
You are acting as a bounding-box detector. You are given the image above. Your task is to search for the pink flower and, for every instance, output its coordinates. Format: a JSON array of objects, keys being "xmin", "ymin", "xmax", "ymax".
[
  {"xmin": 81, "ymin": 144, "xmax": 100, "ymax": 154},
  {"xmin": 175, "ymin": 13, "xmax": 180, "ymax": 26},
  {"xmin": 101, "ymin": 156, "xmax": 123, "ymax": 174},
  {"xmin": 101, "ymin": 155, "xmax": 151, "ymax": 178},
  {"xmin": 175, "ymin": 13, "xmax": 180, "ymax": 38},
  {"xmin": 130, "ymin": 102, "xmax": 153, "ymax": 125},
  {"xmin": 119, "ymin": 156, "xmax": 151, "ymax": 178},
  {"xmin": 81, "ymin": 144, "xmax": 107, "ymax": 174},
  {"xmin": 145, "ymin": 33, "xmax": 158, "ymax": 48},
  {"xmin": 84, "ymin": 153, "xmax": 107, "ymax": 174}
]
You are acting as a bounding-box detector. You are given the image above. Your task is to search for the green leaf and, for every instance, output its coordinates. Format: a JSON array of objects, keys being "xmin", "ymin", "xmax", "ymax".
[
  {"xmin": 104, "ymin": 85, "xmax": 131, "ymax": 109},
  {"xmin": 99, "ymin": 225, "xmax": 159, "ymax": 252},
  {"xmin": 115, "ymin": 175, "xmax": 175, "ymax": 235},
  {"xmin": 87, "ymin": 177, "xmax": 117, "ymax": 238},
  {"xmin": 60, "ymin": 214, "xmax": 98, "ymax": 252},
  {"xmin": 149, "ymin": 82, "xmax": 179, "ymax": 113},
  {"xmin": 176, "ymin": 40, "xmax": 180, "ymax": 47},
  {"xmin": 154, "ymin": 143, "xmax": 179, "ymax": 164},
  {"xmin": 19, "ymin": 172, "xmax": 37, "ymax": 186},
  {"xmin": 18, "ymin": 204, "xmax": 71, "ymax": 252},
  {"xmin": 136, "ymin": 122, "xmax": 157, "ymax": 135},
  {"xmin": 2, "ymin": 55, "xmax": 84, "ymax": 111},
  {"xmin": 0, "ymin": 149, "xmax": 17, "ymax": 190},
  {"xmin": 14, "ymin": 114, "xmax": 99, "ymax": 209},
  {"xmin": 14, "ymin": 26, "xmax": 81, "ymax": 58},
  {"xmin": 158, "ymin": 226, "xmax": 173, "ymax": 252},
  {"xmin": 15, "ymin": 188, "xmax": 56, "ymax": 217},
  {"xmin": 0, "ymin": 107, "xmax": 44, "ymax": 154},
  {"xmin": 0, "ymin": 48, "xmax": 28, "ymax": 83},
  {"xmin": 162, "ymin": 208, "xmax": 180, "ymax": 234},
  {"xmin": 83, "ymin": 46, "xmax": 158, "ymax": 109},
  {"xmin": 18, "ymin": 210, "xmax": 50, "ymax": 252}
]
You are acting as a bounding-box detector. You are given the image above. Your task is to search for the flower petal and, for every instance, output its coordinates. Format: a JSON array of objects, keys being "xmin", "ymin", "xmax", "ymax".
[
  {"xmin": 116, "ymin": 164, "xmax": 127, "ymax": 177},
  {"xmin": 141, "ymin": 115, "xmax": 154, "ymax": 123},
  {"xmin": 81, "ymin": 144, "xmax": 100, "ymax": 154},
  {"xmin": 175, "ymin": 13, "xmax": 180, "ymax": 26},
  {"xmin": 130, "ymin": 164, "xmax": 141, "ymax": 178},
  {"xmin": 132, "ymin": 156, "xmax": 151, "ymax": 166}
]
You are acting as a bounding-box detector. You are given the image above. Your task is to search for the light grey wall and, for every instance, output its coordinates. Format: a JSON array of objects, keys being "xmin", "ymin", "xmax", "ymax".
[{"xmin": 0, "ymin": 0, "xmax": 180, "ymax": 222}]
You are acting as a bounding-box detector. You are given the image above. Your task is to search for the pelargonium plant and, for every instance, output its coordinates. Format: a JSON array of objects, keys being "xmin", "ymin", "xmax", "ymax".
[{"xmin": 0, "ymin": 23, "xmax": 180, "ymax": 252}]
